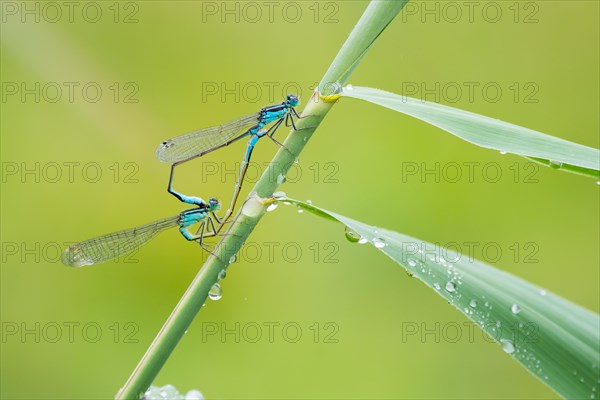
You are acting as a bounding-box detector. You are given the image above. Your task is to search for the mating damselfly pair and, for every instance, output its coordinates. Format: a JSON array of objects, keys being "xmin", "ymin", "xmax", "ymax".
[{"xmin": 62, "ymin": 95, "xmax": 306, "ymax": 267}]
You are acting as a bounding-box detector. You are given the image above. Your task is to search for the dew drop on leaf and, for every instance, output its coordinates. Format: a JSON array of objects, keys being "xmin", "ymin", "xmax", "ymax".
[
  {"xmin": 344, "ymin": 227, "xmax": 361, "ymax": 243},
  {"xmin": 185, "ymin": 389, "xmax": 205, "ymax": 400},
  {"xmin": 209, "ymin": 283, "xmax": 223, "ymax": 301},
  {"xmin": 501, "ymin": 339, "xmax": 515, "ymax": 354},
  {"xmin": 373, "ymin": 238, "xmax": 386, "ymax": 249},
  {"xmin": 549, "ymin": 160, "xmax": 563, "ymax": 169},
  {"xmin": 445, "ymin": 281, "xmax": 456, "ymax": 293},
  {"xmin": 266, "ymin": 203, "xmax": 279, "ymax": 212}
]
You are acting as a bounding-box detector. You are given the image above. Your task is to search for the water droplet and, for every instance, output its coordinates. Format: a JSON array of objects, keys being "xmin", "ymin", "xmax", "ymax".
[
  {"xmin": 229, "ymin": 255, "xmax": 237, "ymax": 264},
  {"xmin": 209, "ymin": 283, "xmax": 222, "ymax": 301},
  {"xmin": 266, "ymin": 203, "xmax": 279, "ymax": 212},
  {"xmin": 469, "ymin": 299, "xmax": 478, "ymax": 308},
  {"xmin": 499, "ymin": 151, "xmax": 507, "ymax": 155},
  {"xmin": 306, "ymin": 199, "xmax": 313, "ymax": 205},
  {"xmin": 549, "ymin": 160, "xmax": 563, "ymax": 169},
  {"xmin": 297, "ymin": 207, "xmax": 304, "ymax": 213},
  {"xmin": 373, "ymin": 238, "xmax": 386, "ymax": 249},
  {"xmin": 445, "ymin": 281, "xmax": 456, "ymax": 293},
  {"xmin": 344, "ymin": 227, "xmax": 361, "ymax": 243},
  {"xmin": 276, "ymin": 174, "xmax": 286, "ymax": 184},
  {"xmin": 273, "ymin": 191, "xmax": 286, "ymax": 198},
  {"xmin": 358, "ymin": 237, "xmax": 368, "ymax": 244},
  {"xmin": 294, "ymin": 158, "xmax": 300, "ymax": 164},
  {"xmin": 159, "ymin": 384, "xmax": 180, "ymax": 398},
  {"xmin": 500, "ymin": 339, "xmax": 515, "ymax": 353},
  {"xmin": 539, "ymin": 289, "xmax": 547, "ymax": 296},
  {"xmin": 407, "ymin": 258, "xmax": 417, "ymax": 267},
  {"xmin": 596, "ymin": 181, "xmax": 600, "ymax": 185},
  {"xmin": 434, "ymin": 283, "xmax": 441, "ymax": 290},
  {"xmin": 185, "ymin": 389, "xmax": 205, "ymax": 400},
  {"xmin": 511, "ymin": 304, "xmax": 521, "ymax": 314},
  {"xmin": 345, "ymin": 84, "xmax": 354, "ymax": 91},
  {"xmin": 144, "ymin": 386, "xmax": 162, "ymax": 399},
  {"xmin": 218, "ymin": 269, "xmax": 227, "ymax": 280}
]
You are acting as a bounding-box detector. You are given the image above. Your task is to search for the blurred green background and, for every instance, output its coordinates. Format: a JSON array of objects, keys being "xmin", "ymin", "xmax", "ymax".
[{"xmin": 1, "ymin": 1, "xmax": 598, "ymax": 399}]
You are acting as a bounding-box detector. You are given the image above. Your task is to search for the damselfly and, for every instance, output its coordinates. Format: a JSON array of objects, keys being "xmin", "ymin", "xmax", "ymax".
[
  {"xmin": 62, "ymin": 197, "xmax": 221, "ymax": 267},
  {"xmin": 156, "ymin": 95, "xmax": 306, "ymax": 223},
  {"xmin": 157, "ymin": 94, "xmax": 301, "ymax": 165}
]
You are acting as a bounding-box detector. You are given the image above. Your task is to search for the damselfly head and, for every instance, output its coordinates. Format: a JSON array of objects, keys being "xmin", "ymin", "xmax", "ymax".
[
  {"xmin": 286, "ymin": 94, "xmax": 299, "ymax": 107},
  {"xmin": 208, "ymin": 198, "xmax": 220, "ymax": 211}
]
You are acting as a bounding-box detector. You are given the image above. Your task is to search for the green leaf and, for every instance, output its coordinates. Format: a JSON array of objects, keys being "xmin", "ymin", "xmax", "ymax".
[
  {"xmin": 275, "ymin": 196, "xmax": 600, "ymax": 399},
  {"xmin": 342, "ymin": 86, "xmax": 600, "ymax": 179}
]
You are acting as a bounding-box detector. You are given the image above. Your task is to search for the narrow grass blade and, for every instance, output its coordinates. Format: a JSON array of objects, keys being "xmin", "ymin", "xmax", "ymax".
[
  {"xmin": 275, "ymin": 196, "xmax": 600, "ymax": 399},
  {"xmin": 319, "ymin": 1, "xmax": 408, "ymax": 95},
  {"xmin": 342, "ymin": 86, "xmax": 600, "ymax": 179}
]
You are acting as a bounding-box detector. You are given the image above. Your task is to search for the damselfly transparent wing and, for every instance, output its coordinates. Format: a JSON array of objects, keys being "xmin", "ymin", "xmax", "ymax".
[
  {"xmin": 62, "ymin": 215, "xmax": 180, "ymax": 267},
  {"xmin": 156, "ymin": 114, "xmax": 259, "ymax": 164}
]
